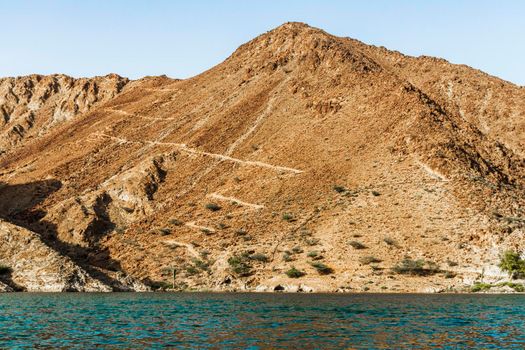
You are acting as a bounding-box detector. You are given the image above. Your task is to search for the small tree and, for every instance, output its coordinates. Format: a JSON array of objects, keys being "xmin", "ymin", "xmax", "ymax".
[{"xmin": 499, "ymin": 251, "xmax": 525, "ymax": 279}]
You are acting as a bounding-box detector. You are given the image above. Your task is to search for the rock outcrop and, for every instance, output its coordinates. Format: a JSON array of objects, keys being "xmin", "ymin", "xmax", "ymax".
[
  {"xmin": 0, "ymin": 281, "xmax": 13, "ymax": 292},
  {"xmin": 0, "ymin": 219, "xmax": 111, "ymax": 292}
]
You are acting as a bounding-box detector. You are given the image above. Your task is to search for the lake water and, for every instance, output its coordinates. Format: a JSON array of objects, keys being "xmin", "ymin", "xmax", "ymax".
[{"xmin": 0, "ymin": 293, "xmax": 524, "ymax": 349}]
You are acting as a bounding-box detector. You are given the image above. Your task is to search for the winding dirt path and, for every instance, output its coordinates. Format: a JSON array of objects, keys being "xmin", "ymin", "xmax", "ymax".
[
  {"xmin": 208, "ymin": 193, "xmax": 264, "ymax": 210},
  {"xmin": 184, "ymin": 221, "xmax": 216, "ymax": 233},
  {"xmin": 92, "ymin": 132, "xmax": 303, "ymax": 174}
]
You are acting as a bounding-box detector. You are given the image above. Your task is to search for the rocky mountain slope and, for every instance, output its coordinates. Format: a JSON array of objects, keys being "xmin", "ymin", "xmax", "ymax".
[
  {"xmin": 0, "ymin": 74, "xmax": 129, "ymax": 155},
  {"xmin": 0, "ymin": 23, "xmax": 523, "ymax": 292}
]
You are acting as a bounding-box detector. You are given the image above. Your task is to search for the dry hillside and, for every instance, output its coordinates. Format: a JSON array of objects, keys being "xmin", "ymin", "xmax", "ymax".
[{"xmin": 0, "ymin": 23, "xmax": 523, "ymax": 292}]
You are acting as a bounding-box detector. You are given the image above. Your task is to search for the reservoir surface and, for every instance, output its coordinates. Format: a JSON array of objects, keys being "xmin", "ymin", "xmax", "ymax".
[{"xmin": 1, "ymin": 293, "xmax": 524, "ymax": 349}]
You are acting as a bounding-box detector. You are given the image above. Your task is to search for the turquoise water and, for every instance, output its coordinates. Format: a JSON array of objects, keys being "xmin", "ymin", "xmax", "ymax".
[{"xmin": 0, "ymin": 293, "xmax": 524, "ymax": 349}]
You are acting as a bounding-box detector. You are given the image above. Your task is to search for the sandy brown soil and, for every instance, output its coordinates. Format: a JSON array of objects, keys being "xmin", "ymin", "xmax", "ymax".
[{"xmin": 0, "ymin": 23, "xmax": 523, "ymax": 292}]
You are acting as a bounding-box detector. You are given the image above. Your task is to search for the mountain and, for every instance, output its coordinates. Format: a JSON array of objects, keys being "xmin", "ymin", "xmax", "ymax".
[{"xmin": 0, "ymin": 22, "xmax": 523, "ymax": 292}]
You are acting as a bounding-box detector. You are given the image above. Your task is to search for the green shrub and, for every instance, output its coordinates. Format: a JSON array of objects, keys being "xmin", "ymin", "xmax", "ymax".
[
  {"xmin": 471, "ymin": 281, "xmax": 525, "ymax": 293},
  {"xmin": 285, "ymin": 267, "xmax": 305, "ymax": 278},
  {"xmin": 333, "ymin": 185, "xmax": 346, "ymax": 193},
  {"xmin": 185, "ymin": 265, "xmax": 200, "ymax": 276},
  {"xmin": 497, "ymin": 282, "xmax": 525, "ymax": 292},
  {"xmin": 349, "ymin": 241, "xmax": 367, "ymax": 249},
  {"xmin": 471, "ymin": 282, "xmax": 492, "ymax": 292},
  {"xmin": 205, "ymin": 203, "xmax": 221, "ymax": 211},
  {"xmin": 499, "ymin": 251, "xmax": 525, "ymax": 279},
  {"xmin": 310, "ymin": 262, "xmax": 333, "ymax": 275},
  {"xmin": 228, "ymin": 255, "xmax": 252, "ymax": 277},
  {"xmin": 159, "ymin": 228, "xmax": 171, "ymax": 236},
  {"xmin": 359, "ymin": 256, "xmax": 382, "ymax": 265},
  {"xmin": 250, "ymin": 253, "xmax": 269, "ymax": 263},
  {"xmin": 371, "ymin": 191, "xmax": 381, "ymax": 196},
  {"xmin": 192, "ymin": 259, "xmax": 210, "ymax": 272},
  {"xmin": 282, "ymin": 213, "xmax": 295, "ymax": 222},
  {"xmin": 307, "ymin": 251, "xmax": 319, "ymax": 258},
  {"xmin": 235, "ymin": 229, "xmax": 248, "ymax": 236},
  {"xmin": 305, "ymin": 238, "xmax": 320, "ymax": 246},
  {"xmin": 392, "ymin": 258, "xmax": 440, "ymax": 276},
  {"xmin": 201, "ymin": 228, "xmax": 213, "ymax": 235},
  {"xmin": 282, "ymin": 252, "xmax": 293, "ymax": 262},
  {"xmin": 383, "ymin": 237, "xmax": 398, "ymax": 247},
  {"xmin": 292, "ymin": 246, "xmax": 303, "ymax": 254},
  {"xmin": 169, "ymin": 218, "xmax": 183, "ymax": 226}
]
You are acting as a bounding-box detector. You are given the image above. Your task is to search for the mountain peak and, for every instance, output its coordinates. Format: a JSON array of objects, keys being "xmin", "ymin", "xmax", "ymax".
[{"xmin": 270, "ymin": 21, "xmax": 315, "ymax": 34}]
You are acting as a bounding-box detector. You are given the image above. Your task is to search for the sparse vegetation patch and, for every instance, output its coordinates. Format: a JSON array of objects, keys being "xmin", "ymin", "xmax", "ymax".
[
  {"xmin": 292, "ymin": 246, "xmax": 303, "ymax": 254},
  {"xmin": 349, "ymin": 241, "xmax": 367, "ymax": 249},
  {"xmin": 305, "ymin": 238, "xmax": 320, "ymax": 246},
  {"xmin": 282, "ymin": 213, "xmax": 295, "ymax": 222},
  {"xmin": 333, "ymin": 185, "xmax": 347, "ymax": 193},
  {"xmin": 471, "ymin": 281, "xmax": 525, "ymax": 293},
  {"xmin": 359, "ymin": 256, "xmax": 382, "ymax": 265},
  {"xmin": 310, "ymin": 262, "xmax": 333, "ymax": 275},
  {"xmin": 249, "ymin": 253, "xmax": 269, "ymax": 263},
  {"xmin": 205, "ymin": 203, "xmax": 222, "ymax": 211},
  {"xmin": 383, "ymin": 237, "xmax": 398, "ymax": 247},
  {"xmin": 159, "ymin": 228, "xmax": 171, "ymax": 236},
  {"xmin": 307, "ymin": 251, "xmax": 319, "ymax": 259},
  {"xmin": 285, "ymin": 266, "xmax": 305, "ymax": 278},
  {"xmin": 228, "ymin": 255, "xmax": 253, "ymax": 277},
  {"xmin": 392, "ymin": 258, "xmax": 440, "ymax": 276},
  {"xmin": 192, "ymin": 258, "xmax": 210, "ymax": 272},
  {"xmin": 169, "ymin": 218, "xmax": 183, "ymax": 226},
  {"xmin": 282, "ymin": 252, "xmax": 293, "ymax": 262}
]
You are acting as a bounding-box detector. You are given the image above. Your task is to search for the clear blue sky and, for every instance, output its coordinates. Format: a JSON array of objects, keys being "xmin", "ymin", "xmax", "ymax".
[{"xmin": 2, "ymin": 0, "xmax": 524, "ymax": 85}]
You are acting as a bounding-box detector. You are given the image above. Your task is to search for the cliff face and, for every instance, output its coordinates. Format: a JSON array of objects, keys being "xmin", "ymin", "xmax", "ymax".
[{"xmin": 0, "ymin": 23, "xmax": 523, "ymax": 292}]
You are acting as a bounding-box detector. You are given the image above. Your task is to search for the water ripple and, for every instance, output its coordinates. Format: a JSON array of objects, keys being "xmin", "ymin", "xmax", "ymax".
[{"xmin": 0, "ymin": 293, "xmax": 524, "ymax": 349}]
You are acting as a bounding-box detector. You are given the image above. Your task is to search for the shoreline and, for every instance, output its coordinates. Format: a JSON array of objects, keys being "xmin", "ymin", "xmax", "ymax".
[{"xmin": 2, "ymin": 290, "xmax": 524, "ymax": 295}]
